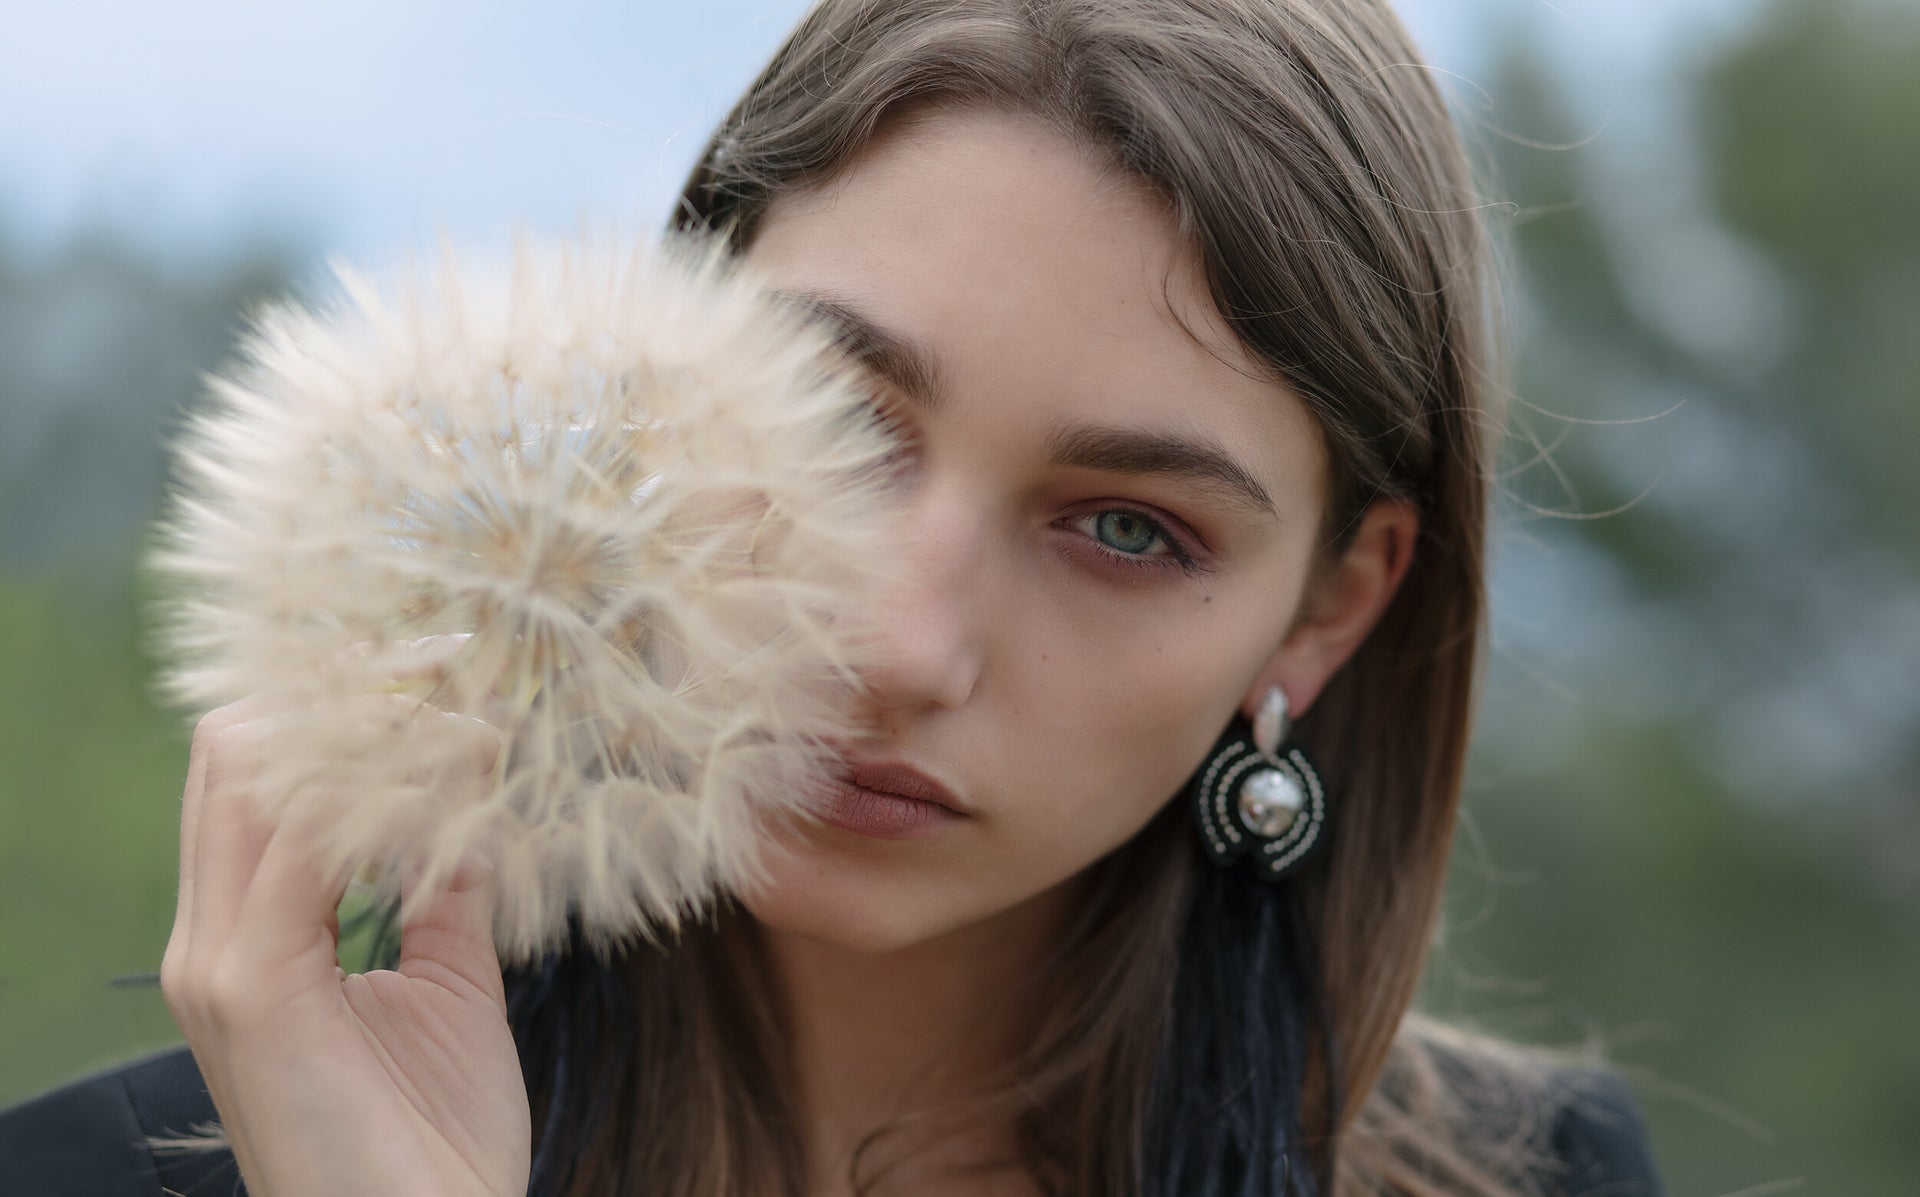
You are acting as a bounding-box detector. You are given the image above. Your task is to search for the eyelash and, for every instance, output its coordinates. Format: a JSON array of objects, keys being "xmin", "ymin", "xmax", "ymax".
[
  {"xmin": 1069, "ymin": 508, "xmax": 1208, "ymax": 579},
  {"xmin": 860, "ymin": 392, "xmax": 1207, "ymax": 582},
  {"xmin": 860, "ymin": 390, "xmax": 917, "ymax": 466}
]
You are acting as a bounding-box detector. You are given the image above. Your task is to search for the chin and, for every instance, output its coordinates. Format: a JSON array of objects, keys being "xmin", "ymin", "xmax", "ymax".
[
  {"xmin": 735, "ymin": 837, "xmax": 976, "ymax": 955},
  {"xmin": 738, "ymin": 872, "xmax": 960, "ymax": 955}
]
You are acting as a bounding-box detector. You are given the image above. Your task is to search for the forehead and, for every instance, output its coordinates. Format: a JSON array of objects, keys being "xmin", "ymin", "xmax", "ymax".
[{"xmin": 743, "ymin": 108, "xmax": 1324, "ymax": 511}]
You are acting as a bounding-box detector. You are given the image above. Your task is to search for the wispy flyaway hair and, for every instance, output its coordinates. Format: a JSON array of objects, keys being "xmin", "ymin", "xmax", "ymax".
[{"xmin": 147, "ymin": 233, "xmax": 908, "ymax": 962}]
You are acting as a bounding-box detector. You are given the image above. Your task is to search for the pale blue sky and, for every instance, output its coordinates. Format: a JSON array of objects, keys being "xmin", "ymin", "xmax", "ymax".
[{"xmin": 0, "ymin": 0, "xmax": 1758, "ymax": 262}]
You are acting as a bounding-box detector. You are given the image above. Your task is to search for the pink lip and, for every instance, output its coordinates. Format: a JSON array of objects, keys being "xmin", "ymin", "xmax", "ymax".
[
  {"xmin": 847, "ymin": 759, "xmax": 967, "ymax": 812},
  {"xmin": 806, "ymin": 757, "xmax": 970, "ymax": 840}
]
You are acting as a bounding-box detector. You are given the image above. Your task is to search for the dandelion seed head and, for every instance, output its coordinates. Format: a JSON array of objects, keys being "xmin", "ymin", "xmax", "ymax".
[{"xmin": 148, "ymin": 232, "xmax": 908, "ymax": 962}]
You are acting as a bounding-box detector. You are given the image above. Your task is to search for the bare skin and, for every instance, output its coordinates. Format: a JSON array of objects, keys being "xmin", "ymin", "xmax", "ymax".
[
  {"xmin": 733, "ymin": 108, "xmax": 1416, "ymax": 1195},
  {"xmin": 161, "ymin": 108, "xmax": 1414, "ymax": 1196},
  {"xmin": 161, "ymin": 695, "xmax": 527, "ymax": 1197}
]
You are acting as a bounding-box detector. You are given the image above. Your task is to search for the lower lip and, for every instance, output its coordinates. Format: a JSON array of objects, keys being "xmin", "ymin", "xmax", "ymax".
[{"xmin": 807, "ymin": 776, "xmax": 968, "ymax": 840}]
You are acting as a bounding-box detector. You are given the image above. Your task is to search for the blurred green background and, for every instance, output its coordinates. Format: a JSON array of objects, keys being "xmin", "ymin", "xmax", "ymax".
[{"xmin": 2, "ymin": 1, "xmax": 1915, "ymax": 1193}]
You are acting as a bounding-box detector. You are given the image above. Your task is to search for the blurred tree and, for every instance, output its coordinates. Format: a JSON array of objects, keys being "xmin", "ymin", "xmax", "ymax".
[
  {"xmin": 0, "ymin": 232, "xmax": 304, "ymax": 1100},
  {"xmin": 1426, "ymin": 0, "xmax": 1920, "ymax": 1193},
  {"xmin": 0, "ymin": 233, "xmax": 301, "ymax": 577}
]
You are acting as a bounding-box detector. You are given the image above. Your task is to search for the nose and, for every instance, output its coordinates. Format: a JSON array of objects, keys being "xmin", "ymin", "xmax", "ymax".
[{"xmin": 850, "ymin": 478, "xmax": 986, "ymax": 719}]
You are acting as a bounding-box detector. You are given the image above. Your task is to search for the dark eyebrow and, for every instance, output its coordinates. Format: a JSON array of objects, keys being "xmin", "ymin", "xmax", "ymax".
[
  {"xmin": 1046, "ymin": 422, "xmax": 1276, "ymax": 518},
  {"xmin": 767, "ymin": 288, "xmax": 1274, "ymax": 518},
  {"xmin": 769, "ymin": 289, "xmax": 948, "ymax": 413}
]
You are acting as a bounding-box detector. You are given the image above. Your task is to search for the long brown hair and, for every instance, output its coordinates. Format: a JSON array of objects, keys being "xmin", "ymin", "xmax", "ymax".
[{"xmin": 509, "ymin": 1, "xmax": 1542, "ymax": 1194}]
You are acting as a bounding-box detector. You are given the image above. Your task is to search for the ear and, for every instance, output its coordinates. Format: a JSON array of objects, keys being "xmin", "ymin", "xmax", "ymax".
[{"xmin": 1242, "ymin": 498, "xmax": 1419, "ymax": 721}]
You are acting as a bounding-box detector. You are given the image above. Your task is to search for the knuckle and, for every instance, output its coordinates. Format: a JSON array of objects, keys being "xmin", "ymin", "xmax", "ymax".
[
  {"xmin": 188, "ymin": 714, "xmax": 221, "ymax": 770},
  {"xmin": 159, "ymin": 949, "xmax": 216, "ymax": 1027},
  {"xmin": 192, "ymin": 701, "xmax": 254, "ymax": 749},
  {"xmin": 159, "ymin": 933, "xmax": 186, "ymax": 981},
  {"xmin": 204, "ymin": 719, "xmax": 270, "ymax": 786},
  {"xmin": 193, "ymin": 706, "xmax": 262, "ymax": 777},
  {"xmin": 206, "ymin": 717, "xmax": 255, "ymax": 752},
  {"xmin": 199, "ymin": 958, "xmax": 262, "ymax": 1029},
  {"xmin": 158, "ymin": 947, "xmax": 186, "ymax": 1006},
  {"xmin": 161, "ymin": 946, "xmax": 257, "ymax": 1031}
]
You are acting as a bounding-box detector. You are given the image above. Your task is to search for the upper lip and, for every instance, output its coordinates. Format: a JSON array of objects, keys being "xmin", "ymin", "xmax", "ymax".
[{"xmin": 840, "ymin": 755, "xmax": 970, "ymax": 814}]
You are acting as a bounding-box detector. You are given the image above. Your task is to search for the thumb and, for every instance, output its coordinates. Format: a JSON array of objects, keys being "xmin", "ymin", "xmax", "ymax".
[{"xmin": 396, "ymin": 853, "xmax": 506, "ymax": 1016}]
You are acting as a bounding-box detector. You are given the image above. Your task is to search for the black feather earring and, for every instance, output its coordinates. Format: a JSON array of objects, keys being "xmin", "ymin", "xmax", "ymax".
[{"xmin": 1188, "ymin": 685, "xmax": 1329, "ymax": 882}]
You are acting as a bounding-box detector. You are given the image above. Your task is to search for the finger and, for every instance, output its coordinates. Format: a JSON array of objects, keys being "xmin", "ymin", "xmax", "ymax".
[
  {"xmin": 171, "ymin": 695, "xmax": 282, "ymax": 960},
  {"xmin": 189, "ymin": 694, "xmax": 492, "ymax": 954},
  {"xmin": 184, "ymin": 691, "xmax": 501, "ymax": 989},
  {"xmin": 396, "ymin": 853, "xmax": 506, "ymax": 1018},
  {"xmin": 228, "ymin": 810, "xmax": 358, "ymax": 984},
  {"xmin": 186, "ymin": 714, "xmax": 292, "ymax": 952}
]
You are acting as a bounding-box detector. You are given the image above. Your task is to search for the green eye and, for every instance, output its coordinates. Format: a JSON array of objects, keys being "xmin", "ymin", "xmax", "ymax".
[
  {"xmin": 1068, "ymin": 506, "xmax": 1207, "ymax": 580},
  {"xmin": 1092, "ymin": 510, "xmax": 1165, "ymax": 556}
]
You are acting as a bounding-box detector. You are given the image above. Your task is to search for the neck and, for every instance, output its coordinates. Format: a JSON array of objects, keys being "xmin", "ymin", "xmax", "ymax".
[{"xmin": 755, "ymin": 878, "xmax": 1085, "ymax": 1194}]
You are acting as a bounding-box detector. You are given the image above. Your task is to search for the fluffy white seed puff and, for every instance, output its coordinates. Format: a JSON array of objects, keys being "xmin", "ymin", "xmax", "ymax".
[{"xmin": 148, "ymin": 232, "xmax": 909, "ymax": 962}]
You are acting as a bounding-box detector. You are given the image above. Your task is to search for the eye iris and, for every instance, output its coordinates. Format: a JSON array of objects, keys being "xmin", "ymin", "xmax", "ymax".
[{"xmin": 1095, "ymin": 511, "xmax": 1160, "ymax": 555}]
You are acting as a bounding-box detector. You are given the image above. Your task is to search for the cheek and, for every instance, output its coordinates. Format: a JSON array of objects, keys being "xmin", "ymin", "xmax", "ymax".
[
  {"xmin": 735, "ymin": 832, "xmax": 987, "ymax": 954},
  {"xmin": 737, "ymin": 573, "xmax": 1301, "ymax": 953},
  {"xmin": 997, "ymin": 624, "xmax": 1253, "ymax": 861}
]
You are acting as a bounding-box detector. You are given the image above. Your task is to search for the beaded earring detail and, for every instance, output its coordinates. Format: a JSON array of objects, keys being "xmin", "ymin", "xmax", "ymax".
[{"xmin": 1188, "ymin": 685, "xmax": 1328, "ymax": 882}]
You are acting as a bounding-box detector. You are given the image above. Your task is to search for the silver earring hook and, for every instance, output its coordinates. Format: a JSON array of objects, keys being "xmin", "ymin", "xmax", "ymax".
[{"xmin": 1252, "ymin": 685, "xmax": 1289, "ymax": 759}]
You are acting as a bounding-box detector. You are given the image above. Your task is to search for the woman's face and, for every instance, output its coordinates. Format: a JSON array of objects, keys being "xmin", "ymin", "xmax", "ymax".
[{"xmin": 735, "ymin": 108, "xmax": 1337, "ymax": 955}]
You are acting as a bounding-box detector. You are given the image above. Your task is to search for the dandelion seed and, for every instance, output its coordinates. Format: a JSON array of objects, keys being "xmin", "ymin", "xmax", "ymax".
[{"xmin": 147, "ymin": 232, "xmax": 907, "ymax": 962}]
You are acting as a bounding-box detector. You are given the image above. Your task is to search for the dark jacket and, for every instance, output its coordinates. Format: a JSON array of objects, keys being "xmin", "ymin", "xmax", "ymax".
[{"xmin": 0, "ymin": 1043, "xmax": 1664, "ymax": 1195}]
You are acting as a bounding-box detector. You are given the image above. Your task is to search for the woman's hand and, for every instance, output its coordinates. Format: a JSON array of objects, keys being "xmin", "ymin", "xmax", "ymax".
[{"xmin": 160, "ymin": 696, "xmax": 532, "ymax": 1197}]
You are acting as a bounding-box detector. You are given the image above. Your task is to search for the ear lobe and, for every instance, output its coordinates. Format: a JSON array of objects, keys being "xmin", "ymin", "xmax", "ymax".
[{"xmin": 1242, "ymin": 498, "xmax": 1419, "ymax": 720}]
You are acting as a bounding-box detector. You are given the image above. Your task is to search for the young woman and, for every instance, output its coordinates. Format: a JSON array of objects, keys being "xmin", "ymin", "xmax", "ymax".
[{"xmin": 0, "ymin": 1, "xmax": 1664, "ymax": 1194}]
